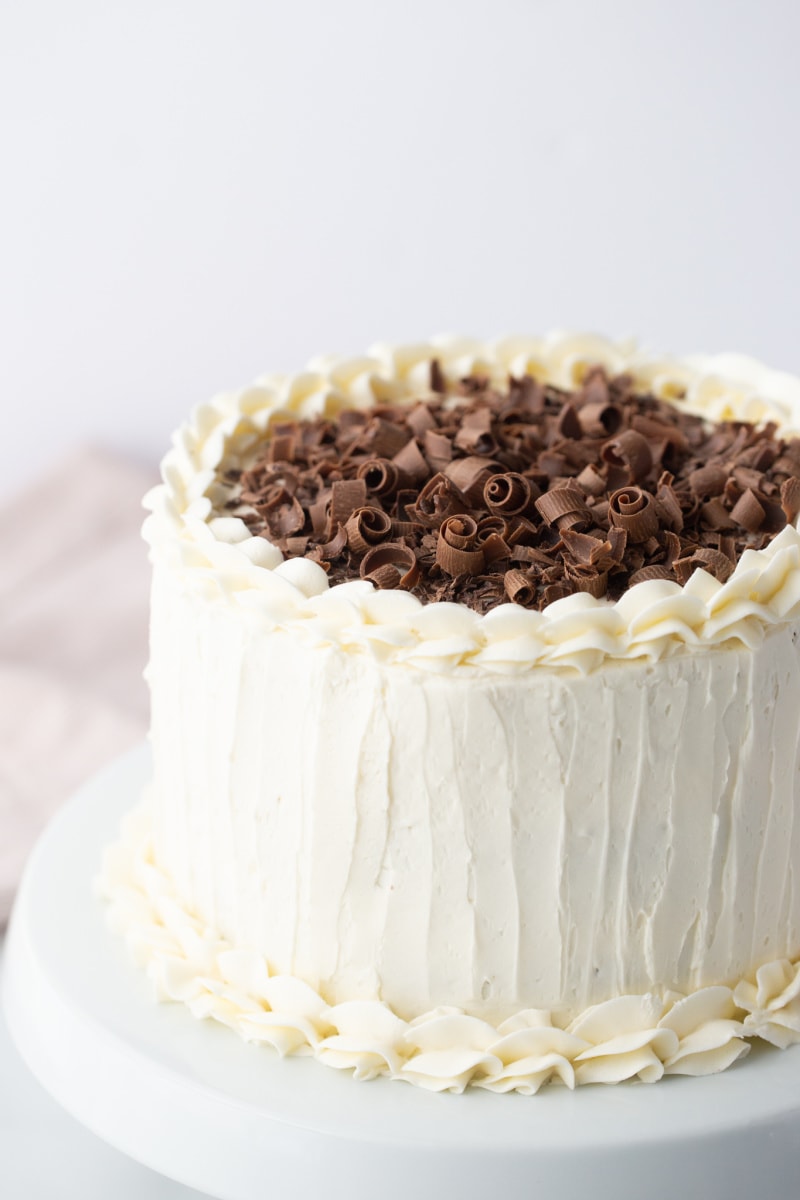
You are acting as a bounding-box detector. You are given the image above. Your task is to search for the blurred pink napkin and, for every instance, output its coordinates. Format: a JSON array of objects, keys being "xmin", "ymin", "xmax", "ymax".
[{"xmin": 0, "ymin": 447, "xmax": 155, "ymax": 925}]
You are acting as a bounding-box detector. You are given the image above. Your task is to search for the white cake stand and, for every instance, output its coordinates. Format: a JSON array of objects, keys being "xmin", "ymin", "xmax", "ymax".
[{"xmin": 3, "ymin": 744, "xmax": 800, "ymax": 1200}]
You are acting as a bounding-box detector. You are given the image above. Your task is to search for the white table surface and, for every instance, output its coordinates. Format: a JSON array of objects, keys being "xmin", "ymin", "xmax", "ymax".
[{"xmin": 0, "ymin": 938, "xmax": 203, "ymax": 1198}]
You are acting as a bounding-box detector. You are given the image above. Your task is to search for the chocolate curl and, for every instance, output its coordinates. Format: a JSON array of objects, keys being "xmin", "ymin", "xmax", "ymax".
[
  {"xmin": 737, "ymin": 440, "xmax": 778, "ymax": 471},
  {"xmin": 362, "ymin": 416, "xmax": 411, "ymax": 458},
  {"xmin": 629, "ymin": 564, "xmax": 674, "ymax": 586},
  {"xmin": 483, "ymin": 472, "xmax": 533, "ymax": 518},
  {"xmin": 689, "ymin": 462, "xmax": 727, "ymax": 498},
  {"xmin": 480, "ymin": 532, "xmax": 512, "ymax": 564},
  {"xmin": 390, "ymin": 518, "xmax": 423, "ymax": 537},
  {"xmin": 730, "ymin": 487, "xmax": 767, "ymax": 533},
  {"xmin": 336, "ymin": 409, "xmax": 368, "ymax": 437},
  {"xmin": 357, "ymin": 458, "xmax": 403, "ymax": 499},
  {"xmin": 266, "ymin": 433, "xmax": 296, "ymax": 464},
  {"xmin": 436, "ymin": 515, "xmax": 485, "ymax": 577},
  {"xmin": 534, "ymin": 485, "xmax": 591, "ymax": 532},
  {"xmin": 444, "ymin": 456, "xmax": 503, "ymax": 506},
  {"xmin": 653, "ymin": 479, "xmax": 684, "ymax": 533},
  {"xmin": 391, "ymin": 438, "xmax": 430, "ymax": 484},
  {"xmin": 476, "ymin": 514, "xmax": 511, "ymax": 541},
  {"xmin": 345, "ymin": 506, "xmax": 393, "ymax": 554},
  {"xmin": 423, "ymin": 429, "xmax": 454, "ymax": 473},
  {"xmin": 608, "ymin": 487, "xmax": 659, "ymax": 543},
  {"xmin": 575, "ymin": 464, "xmax": 607, "ymax": 497},
  {"xmin": 510, "ymin": 544, "xmax": 556, "ymax": 566},
  {"xmin": 454, "ymin": 408, "xmax": 497, "ymax": 456},
  {"xmin": 631, "ymin": 415, "xmax": 689, "ymax": 454},
  {"xmin": 360, "ymin": 543, "xmax": 420, "ymax": 590},
  {"xmin": 241, "ymin": 461, "xmax": 300, "ymax": 501},
  {"xmin": 700, "ymin": 498, "xmax": 737, "ymax": 531},
  {"xmin": 564, "ymin": 561, "xmax": 608, "ymax": 598},
  {"xmin": 507, "ymin": 515, "xmax": 544, "ymax": 547},
  {"xmin": 674, "ymin": 547, "xmax": 735, "ymax": 586},
  {"xmin": 732, "ymin": 465, "xmax": 764, "ymax": 493},
  {"xmin": 556, "ymin": 403, "xmax": 582, "ymax": 439},
  {"xmin": 281, "ymin": 535, "xmax": 309, "ymax": 555},
  {"xmin": 330, "ymin": 478, "xmax": 368, "ymax": 526},
  {"xmin": 317, "ymin": 522, "xmax": 348, "ymax": 559},
  {"xmin": 602, "ymin": 430, "xmax": 653, "ymax": 482},
  {"xmin": 406, "ymin": 403, "xmax": 437, "ymax": 438},
  {"xmin": 781, "ymin": 476, "xmax": 800, "ymax": 524},
  {"xmin": 411, "ymin": 472, "xmax": 468, "ymax": 528},
  {"xmin": 578, "ymin": 400, "xmax": 623, "ymax": 438},
  {"xmin": 561, "ymin": 528, "xmax": 607, "ymax": 565},
  {"xmin": 504, "ymin": 569, "xmax": 537, "ymax": 605},
  {"xmin": 543, "ymin": 583, "xmax": 572, "ymax": 604},
  {"xmin": 258, "ymin": 486, "xmax": 305, "ymax": 537},
  {"xmin": 606, "ymin": 526, "xmax": 628, "ymax": 562},
  {"xmin": 430, "ymin": 359, "xmax": 447, "ymax": 394},
  {"xmin": 538, "ymin": 450, "xmax": 568, "ymax": 479},
  {"xmin": 712, "ymin": 532, "xmax": 734, "ymax": 559},
  {"xmin": 661, "ymin": 529, "xmax": 681, "ymax": 567}
]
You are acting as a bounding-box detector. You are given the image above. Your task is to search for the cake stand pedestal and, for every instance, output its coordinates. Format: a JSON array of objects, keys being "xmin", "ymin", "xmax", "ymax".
[{"xmin": 3, "ymin": 745, "xmax": 800, "ymax": 1200}]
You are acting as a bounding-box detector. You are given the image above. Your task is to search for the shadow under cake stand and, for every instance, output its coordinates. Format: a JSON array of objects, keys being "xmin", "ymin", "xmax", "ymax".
[{"xmin": 3, "ymin": 745, "xmax": 800, "ymax": 1200}]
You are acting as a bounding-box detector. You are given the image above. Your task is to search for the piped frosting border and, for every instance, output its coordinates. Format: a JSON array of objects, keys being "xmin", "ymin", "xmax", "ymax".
[
  {"xmin": 98, "ymin": 803, "xmax": 800, "ymax": 1094},
  {"xmin": 145, "ymin": 333, "xmax": 800, "ymax": 673}
]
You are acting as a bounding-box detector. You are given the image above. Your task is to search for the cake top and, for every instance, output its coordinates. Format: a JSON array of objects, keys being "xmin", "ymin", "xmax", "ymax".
[
  {"xmin": 213, "ymin": 365, "xmax": 800, "ymax": 615},
  {"xmin": 145, "ymin": 333, "xmax": 800, "ymax": 673}
]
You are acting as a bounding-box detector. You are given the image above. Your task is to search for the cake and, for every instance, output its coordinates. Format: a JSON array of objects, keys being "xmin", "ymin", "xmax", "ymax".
[{"xmin": 100, "ymin": 333, "xmax": 800, "ymax": 1094}]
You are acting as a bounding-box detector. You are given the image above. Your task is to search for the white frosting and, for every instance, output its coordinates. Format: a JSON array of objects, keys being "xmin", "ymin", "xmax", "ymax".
[
  {"xmin": 143, "ymin": 332, "xmax": 800, "ymax": 676},
  {"xmin": 97, "ymin": 803, "xmax": 800, "ymax": 1094},
  {"xmin": 145, "ymin": 563, "xmax": 800, "ymax": 1024}
]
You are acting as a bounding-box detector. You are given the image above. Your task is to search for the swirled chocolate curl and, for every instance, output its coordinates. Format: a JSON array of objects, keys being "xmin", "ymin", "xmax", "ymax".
[{"xmin": 219, "ymin": 366, "xmax": 800, "ymax": 613}]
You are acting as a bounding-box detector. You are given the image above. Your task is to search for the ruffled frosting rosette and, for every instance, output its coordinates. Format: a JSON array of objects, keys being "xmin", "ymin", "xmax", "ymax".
[
  {"xmin": 144, "ymin": 333, "xmax": 800, "ymax": 676},
  {"xmin": 98, "ymin": 804, "xmax": 800, "ymax": 1094}
]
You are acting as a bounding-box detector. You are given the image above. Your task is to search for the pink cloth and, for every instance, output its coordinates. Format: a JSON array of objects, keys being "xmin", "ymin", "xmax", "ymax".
[{"xmin": 0, "ymin": 448, "xmax": 155, "ymax": 924}]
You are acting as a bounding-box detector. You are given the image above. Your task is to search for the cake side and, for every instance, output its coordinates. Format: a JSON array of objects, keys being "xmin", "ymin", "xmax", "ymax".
[{"xmin": 144, "ymin": 562, "xmax": 800, "ymax": 1024}]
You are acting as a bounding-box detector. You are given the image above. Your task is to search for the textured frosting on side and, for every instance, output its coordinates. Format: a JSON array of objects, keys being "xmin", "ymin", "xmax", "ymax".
[
  {"xmin": 97, "ymin": 803, "xmax": 800, "ymax": 1094},
  {"xmin": 144, "ymin": 333, "xmax": 800, "ymax": 676},
  {"xmin": 146, "ymin": 557, "xmax": 800, "ymax": 1022}
]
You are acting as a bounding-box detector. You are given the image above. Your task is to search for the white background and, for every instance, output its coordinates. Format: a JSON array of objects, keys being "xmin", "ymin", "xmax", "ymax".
[{"xmin": 2, "ymin": 0, "xmax": 800, "ymax": 500}]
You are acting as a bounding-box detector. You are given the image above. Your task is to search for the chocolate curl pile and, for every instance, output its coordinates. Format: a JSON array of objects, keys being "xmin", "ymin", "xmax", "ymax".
[{"xmin": 225, "ymin": 363, "xmax": 800, "ymax": 613}]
